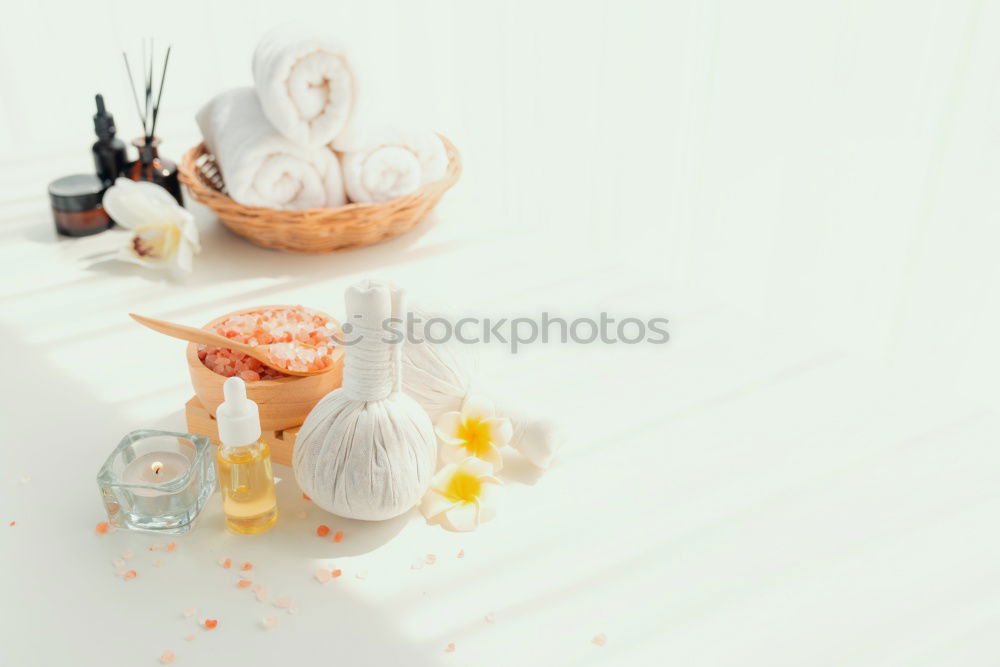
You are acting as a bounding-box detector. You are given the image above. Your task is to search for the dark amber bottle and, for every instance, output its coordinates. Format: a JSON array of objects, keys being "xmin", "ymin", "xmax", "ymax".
[{"xmin": 128, "ymin": 137, "xmax": 183, "ymax": 205}]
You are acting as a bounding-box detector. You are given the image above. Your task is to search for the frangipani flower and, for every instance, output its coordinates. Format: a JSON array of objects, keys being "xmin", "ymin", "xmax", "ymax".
[
  {"xmin": 102, "ymin": 178, "xmax": 201, "ymax": 274},
  {"xmin": 420, "ymin": 457, "xmax": 502, "ymax": 532},
  {"xmin": 435, "ymin": 395, "xmax": 513, "ymax": 471}
]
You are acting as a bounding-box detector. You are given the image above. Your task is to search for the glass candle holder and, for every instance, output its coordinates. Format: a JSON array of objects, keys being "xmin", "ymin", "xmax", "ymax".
[{"xmin": 96, "ymin": 430, "xmax": 216, "ymax": 534}]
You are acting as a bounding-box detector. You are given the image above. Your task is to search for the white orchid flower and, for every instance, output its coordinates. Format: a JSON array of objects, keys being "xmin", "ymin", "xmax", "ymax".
[
  {"xmin": 420, "ymin": 457, "xmax": 502, "ymax": 532},
  {"xmin": 435, "ymin": 395, "xmax": 513, "ymax": 471},
  {"xmin": 102, "ymin": 178, "xmax": 200, "ymax": 273}
]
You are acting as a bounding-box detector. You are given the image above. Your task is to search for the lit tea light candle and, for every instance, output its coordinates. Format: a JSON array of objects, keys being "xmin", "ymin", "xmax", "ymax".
[
  {"xmin": 97, "ymin": 430, "xmax": 216, "ymax": 534},
  {"xmin": 122, "ymin": 451, "xmax": 190, "ymax": 490}
]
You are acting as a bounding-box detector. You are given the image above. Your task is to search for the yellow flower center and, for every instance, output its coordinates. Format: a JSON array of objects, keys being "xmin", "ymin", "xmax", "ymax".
[
  {"xmin": 457, "ymin": 418, "xmax": 493, "ymax": 458},
  {"xmin": 443, "ymin": 471, "xmax": 482, "ymax": 504},
  {"xmin": 131, "ymin": 222, "xmax": 181, "ymax": 262}
]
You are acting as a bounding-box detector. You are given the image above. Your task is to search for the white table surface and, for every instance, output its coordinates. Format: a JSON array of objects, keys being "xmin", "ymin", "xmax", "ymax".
[{"xmin": 3, "ymin": 2, "xmax": 1000, "ymax": 665}]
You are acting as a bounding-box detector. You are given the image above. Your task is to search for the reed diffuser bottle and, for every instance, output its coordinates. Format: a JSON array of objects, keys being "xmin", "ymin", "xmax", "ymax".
[
  {"xmin": 215, "ymin": 377, "xmax": 278, "ymax": 534},
  {"xmin": 123, "ymin": 42, "xmax": 183, "ymax": 205}
]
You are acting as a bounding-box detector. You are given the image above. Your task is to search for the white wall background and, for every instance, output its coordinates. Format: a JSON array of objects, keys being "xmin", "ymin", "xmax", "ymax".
[
  {"xmin": 0, "ymin": 0, "xmax": 1000, "ymax": 408},
  {"xmin": 1, "ymin": 0, "xmax": 998, "ymax": 393}
]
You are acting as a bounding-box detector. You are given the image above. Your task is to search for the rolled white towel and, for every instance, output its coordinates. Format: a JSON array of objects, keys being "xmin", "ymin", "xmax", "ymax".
[
  {"xmin": 341, "ymin": 128, "xmax": 448, "ymax": 203},
  {"xmin": 252, "ymin": 26, "xmax": 360, "ymax": 149},
  {"xmin": 196, "ymin": 88, "xmax": 346, "ymax": 210}
]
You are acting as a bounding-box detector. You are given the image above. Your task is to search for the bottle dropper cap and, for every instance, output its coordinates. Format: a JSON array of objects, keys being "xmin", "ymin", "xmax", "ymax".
[
  {"xmin": 216, "ymin": 377, "xmax": 262, "ymax": 447},
  {"xmin": 93, "ymin": 94, "xmax": 117, "ymax": 141}
]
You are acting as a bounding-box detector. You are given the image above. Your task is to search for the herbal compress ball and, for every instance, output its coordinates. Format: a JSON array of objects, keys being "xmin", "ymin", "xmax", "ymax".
[{"xmin": 293, "ymin": 280, "xmax": 436, "ymax": 520}]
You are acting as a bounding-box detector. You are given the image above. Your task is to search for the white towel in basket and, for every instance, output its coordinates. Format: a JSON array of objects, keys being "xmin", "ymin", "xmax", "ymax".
[
  {"xmin": 252, "ymin": 26, "xmax": 361, "ymax": 149},
  {"xmin": 196, "ymin": 88, "xmax": 346, "ymax": 210},
  {"xmin": 340, "ymin": 127, "xmax": 448, "ymax": 203}
]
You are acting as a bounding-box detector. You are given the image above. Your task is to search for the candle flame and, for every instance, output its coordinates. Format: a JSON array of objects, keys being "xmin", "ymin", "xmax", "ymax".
[{"xmin": 151, "ymin": 461, "xmax": 163, "ymax": 475}]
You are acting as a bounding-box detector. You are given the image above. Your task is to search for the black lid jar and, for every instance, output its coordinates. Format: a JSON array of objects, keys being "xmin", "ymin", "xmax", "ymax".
[{"xmin": 48, "ymin": 174, "xmax": 113, "ymax": 237}]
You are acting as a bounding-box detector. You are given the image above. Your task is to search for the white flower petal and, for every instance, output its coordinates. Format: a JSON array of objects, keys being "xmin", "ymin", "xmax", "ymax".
[
  {"xmin": 420, "ymin": 489, "xmax": 459, "ymax": 520},
  {"xmin": 456, "ymin": 457, "xmax": 495, "ymax": 478},
  {"xmin": 443, "ymin": 503, "xmax": 479, "ymax": 532},
  {"xmin": 173, "ymin": 239, "xmax": 194, "ymax": 274},
  {"xmin": 461, "ymin": 395, "xmax": 496, "ymax": 421},
  {"xmin": 439, "ymin": 444, "xmax": 466, "ymax": 465},
  {"xmin": 477, "ymin": 481, "xmax": 502, "ymax": 516},
  {"xmin": 480, "ymin": 444, "xmax": 504, "ymax": 472},
  {"xmin": 485, "ymin": 417, "xmax": 513, "ymax": 448},
  {"xmin": 434, "ymin": 411, "xmax": 464, "ymax": 445},
  {"xmin": 102, "ymin": 178, "xmax": 181, "ymax": 230},
  {"xmin": 429, "ymin": 463, "xmax": 459, "ymax": 493}
]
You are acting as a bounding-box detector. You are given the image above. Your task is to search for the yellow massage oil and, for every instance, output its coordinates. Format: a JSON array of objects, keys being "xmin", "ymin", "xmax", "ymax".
[{"xmin": 215, "ymin": 377, "xmax": 277, "ymax": 534}]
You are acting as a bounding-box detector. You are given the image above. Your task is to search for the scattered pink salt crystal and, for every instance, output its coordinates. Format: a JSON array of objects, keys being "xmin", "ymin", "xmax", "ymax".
[
  {"xmin": 260, "ymin": 615, "xmax": 279, "ymax": 629},
  {"xmin": 333, "ymin": 530, "xmax": 344, "ymax": 543},
  {"xmin": 592, "ymin": 633, "xmax": 607, "ymax": 647},
  {"xmin": 203, "ymin": 619, "xmax": 218, "ymax": 630},
  {"xmin": 445, "ymin": 642, "xmax": 456, "ymax": 653},
  {"xmin": 182, "ymin": 607, "xmax": 197, "ymax": 619},
  {"xmin": 115, "ymin": 568, "xmax": 126, "ymax": 577},
  {"xmin": 121, "ymin": 551, "xmax": 134, "ymax": 560},
  {"xmin": 425, "ymin": 554, "xmax": 437, "ymax": 565},
  {"xmin": 315, "ymin": 569, "xmax": 331, "ymax": 583},
  {"xmin": 184, "ymin": 634, "xmax": 195, "ymax": 642},
  {"xmin": 273, "ymin": 597, "xmax": 294, "ymax": 609},
  {"xmin": 166, "ymin": 542, "xmax": 177, "ymax": 552},
  {"xmin": 241, "ymin": 562, "xmax": 253, "ymax": 571},
  {"xmin": 219, "ymin": 558, "xmax": 231, "ymax": 569},
  {"xmin": 255, "ymin": 589, "xmax": 270, "ymax": 603},
  {"xmin": 457, "ymin": 549, "xmax": 465, "ymax": 559},
  {"xmin": 159, "ymin": 649, "xmax": 175, "ymax": 664},
  {"xmin": 123, "ymin": 570, "xmax": 137, "ymax": 581},
  {"xmin": 153, "ymin": 560, "xmax": 162, "ymax": 567},
  {"xmin": 95, "ymin": 522, "xmax": 110, "ymax": 535},
  {"xmin": 237, "ymin": 580, "xmax": 253, "ymax": 589},
  {"xmin": 112, "ymin": 557, "xmax": 125, "ymax": 569}
]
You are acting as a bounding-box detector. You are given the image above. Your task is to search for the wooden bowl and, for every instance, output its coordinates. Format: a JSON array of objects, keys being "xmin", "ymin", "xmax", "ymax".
[{"xmin": 186, "ymin": 306, "xmax": 344, "ymax": 431}]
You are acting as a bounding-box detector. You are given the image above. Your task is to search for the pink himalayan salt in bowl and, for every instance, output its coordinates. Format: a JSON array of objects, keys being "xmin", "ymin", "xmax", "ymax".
[
  {"xmin": 196, "ymin": 306, "xmax": 338, "ymax": 380},
  {"xmin": 187, "ymin": 305, "xmax": 343, "ymax": 432}
]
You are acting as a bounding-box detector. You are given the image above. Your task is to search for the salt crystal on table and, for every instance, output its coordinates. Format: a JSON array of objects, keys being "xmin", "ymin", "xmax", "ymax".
[
  {"xmin": 112, "ymin": 557, "xmax": 125, "ymax": 569},
  {"xmin": 457, "ymin": 549, "xmax": 465, "ymax": 559},
  {"xmin": 153, "ymin": 560, "xmax": 162, "ymax": 567},
  {"xmin": 592, "ymin": 633, "xmax": 607, "ymax": 647},
  {"xmin": 315, "ymin": 569, "xmax": 331, "ymax": 583},
  {"xmin": 273, "ymin": 597, "xmax": 293, "ymax": 609},
  {"xmin": 184, "ymin": 634, "xmax": 195, "ymax": 642},
  {"xmin": 182, "ymin": 607, "xmax": 197, "ymax": 619},
  {"xmin": 159, "ymin": 649, "xmax": 175, "ymax": 664},
  {"xmin": 256, "ymin": 589, "xmax": 270, "ymax": 603},
  {"xmin": 121, "ymin": 551, "xmax": 134, "ymax": 560},
  {"xmin": 425, "ymin": 554, "xmax": 437, "ymax": 565},
  {"xmin": 445, "ymin": 643, "xmax": 456, "ymax": 653},
  {"xmin": 261, "ymin": 615, "xmax": 279, "ymax": 629}
]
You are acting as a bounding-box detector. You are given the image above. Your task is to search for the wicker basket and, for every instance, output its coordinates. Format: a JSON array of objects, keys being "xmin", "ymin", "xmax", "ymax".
[{"xmin": 178, "ymin": 135, "xmax": 461, "ymax": 253}]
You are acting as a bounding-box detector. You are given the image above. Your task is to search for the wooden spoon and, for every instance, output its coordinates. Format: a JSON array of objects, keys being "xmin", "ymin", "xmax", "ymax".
[{"xmin": 129, "ymin": 313, "xmax": 335, "ymax": 377}]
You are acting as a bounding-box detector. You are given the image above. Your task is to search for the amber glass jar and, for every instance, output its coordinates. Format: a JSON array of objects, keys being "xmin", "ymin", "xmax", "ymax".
[
  {"xmin": 47, "ymin": 174, "xmax": 113, "ymax": 237},
  {"xmin": 128, "ymin": 137, "xmax": 183, "ymax": 205}
]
